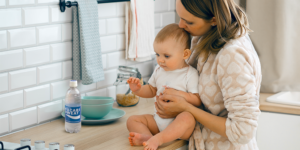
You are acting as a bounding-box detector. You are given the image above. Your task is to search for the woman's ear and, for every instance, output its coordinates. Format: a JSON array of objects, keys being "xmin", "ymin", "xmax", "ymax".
[
  {"xmin": 183, "ymin": 49, "xmax": 192, "ymax": 60},
  {"xmin": 211, "ymin": 17, "xmax": 217, "ymax": 26}
]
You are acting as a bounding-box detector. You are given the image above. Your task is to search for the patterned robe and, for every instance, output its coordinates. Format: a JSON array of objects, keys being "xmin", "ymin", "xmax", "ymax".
[{"xmin": 188, "ymin": 34, "xmax": 262, "ymax": 150}]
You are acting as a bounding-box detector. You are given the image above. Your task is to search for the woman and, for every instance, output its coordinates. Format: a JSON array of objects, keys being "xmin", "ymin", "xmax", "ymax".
[{"xmin": 155, "ymin": 0, "xmax": 262, "ymax": 149}]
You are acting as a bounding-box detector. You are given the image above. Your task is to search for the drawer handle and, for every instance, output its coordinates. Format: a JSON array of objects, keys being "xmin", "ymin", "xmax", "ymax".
[
  {"xmin": 0, "ymin": 141, "xmax": 3, "ymax": 150},
  {"xmin": 15, "ymin": 145, "xmax": 31, "ymax": 150}
]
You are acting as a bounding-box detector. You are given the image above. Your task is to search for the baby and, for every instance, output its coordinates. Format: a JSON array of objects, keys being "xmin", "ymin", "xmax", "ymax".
[{"xmin": 126, "ymin": 23, "xmax": 201, "ymax": 150}]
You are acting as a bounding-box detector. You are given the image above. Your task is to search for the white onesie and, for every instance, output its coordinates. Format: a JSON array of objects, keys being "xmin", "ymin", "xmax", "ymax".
[{"xmin": 148, "ymin": 65, "xmax": 199, "ymax": 132}]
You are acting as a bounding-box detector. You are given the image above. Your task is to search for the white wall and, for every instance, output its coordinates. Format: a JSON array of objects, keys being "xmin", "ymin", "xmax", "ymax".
[{"xmin": 0, "ymin": 0, "xmax": 176, "ymax": 136}]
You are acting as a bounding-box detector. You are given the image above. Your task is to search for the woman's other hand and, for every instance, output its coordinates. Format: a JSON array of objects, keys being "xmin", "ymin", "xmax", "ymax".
[
  {"xmin": 155, "ymin": 93, "xmax": 191, "ymax": 118},
  {"xmin": 162, "ymin": 87, "xmax": 182, "ymax": 97}
]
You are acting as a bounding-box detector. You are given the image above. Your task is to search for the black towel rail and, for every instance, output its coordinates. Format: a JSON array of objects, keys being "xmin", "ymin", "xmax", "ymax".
[{"xmin": 60, "ymin": 0, "xmax": 130, "ymax": 12}]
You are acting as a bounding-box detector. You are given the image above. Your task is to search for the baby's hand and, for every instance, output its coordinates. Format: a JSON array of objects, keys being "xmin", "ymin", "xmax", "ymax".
[{"xmin": 127, "ymin": 77, "xmax": 142, "ymax": 93}]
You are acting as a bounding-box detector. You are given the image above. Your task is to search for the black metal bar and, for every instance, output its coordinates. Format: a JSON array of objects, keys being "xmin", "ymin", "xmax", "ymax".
[
  {"xmin": 15, "ymin": 145, "xmax": 31, "ymax": 150},
  {"xmin": 0, "ymin": 141, "xmax": 3, "ymax": 150},
  {"xmin": 60, "ymin": 0, "xmax": 130, "ymax": 12}
]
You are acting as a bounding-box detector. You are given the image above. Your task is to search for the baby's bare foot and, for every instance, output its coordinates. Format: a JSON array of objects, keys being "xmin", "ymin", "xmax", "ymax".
[
  {"xmin": 128, "ymin": 132, "xmax": 152, "ymax": 146},
  {"xmin": 143, "ymin": 136, "xmax": 162, "ymax": 150}
]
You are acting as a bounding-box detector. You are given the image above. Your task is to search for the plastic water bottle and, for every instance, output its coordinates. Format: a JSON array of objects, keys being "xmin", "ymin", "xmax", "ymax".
[{"xmin": 65, "ymin": 80, "xmax": 81, "ymax": 133}]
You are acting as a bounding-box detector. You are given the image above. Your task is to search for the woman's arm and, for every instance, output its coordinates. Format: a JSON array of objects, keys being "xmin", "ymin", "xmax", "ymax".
[
  {"xmin": 155, "ymin": 94, "xmax": 227, "ymax": 137},
  {"xmin": 163, "ymin": 88, "xmax": 201, "ymax": 106},
  {"xmin": 186, "ymin": 100, "xmax": 227, "ymax": 137}
]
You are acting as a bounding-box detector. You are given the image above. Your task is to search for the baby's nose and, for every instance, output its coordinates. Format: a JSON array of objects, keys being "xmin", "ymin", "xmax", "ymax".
[{"xmin": 158, "ymin": 57, "xmax": 164, "ymax": 62}]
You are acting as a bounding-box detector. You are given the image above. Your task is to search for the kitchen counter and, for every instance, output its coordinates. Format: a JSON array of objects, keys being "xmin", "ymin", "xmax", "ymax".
[
  {"xmin": 1, "ymin": 93, "xmax": 299, "ymax": 150},
  {"xmin": 0, "ymin": 98, "xmax": 186, "ymax": 150},
  {"xmin": 259, "ymin": 93, "xmax": 300, "ymax": 115}
]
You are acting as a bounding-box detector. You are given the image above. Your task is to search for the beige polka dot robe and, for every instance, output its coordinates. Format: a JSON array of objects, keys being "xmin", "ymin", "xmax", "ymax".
[{"xmin": 188, "ymin": 34, "xmax": 262, "ymax": 150}]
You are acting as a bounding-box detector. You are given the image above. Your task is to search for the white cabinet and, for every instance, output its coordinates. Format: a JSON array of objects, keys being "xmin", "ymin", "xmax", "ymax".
[{"xmin": 257, "ymin": 111, "xmax": 300, "ymax": 150}]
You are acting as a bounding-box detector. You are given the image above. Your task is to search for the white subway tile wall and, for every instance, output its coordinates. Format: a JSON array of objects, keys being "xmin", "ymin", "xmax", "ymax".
[
  {"xmin": 24, "ymin": 46, "xmax": 51, "ymax": 66},
  {"xmin": 154, "ymin": 14, "xmax": 161, "ymax": 28},
  {"xmin": 100, "ymin": 35, "xmax": 117, "ymax": 53},
  {"xmin": 8, "ymin": 0, "xmax": 35, "ymax": 6},
  {"xmin": 38, "ymin": 100, "xmax": 62, "ymax": 123},
  {"xmin": 50, "ymin": 6, "xmax": 72, "ymax": 23},
  {"xmin": 61, "ymin": 23, "xmax": 72, "ymax": 42},
  {"xmin": 107, "ymin": 17, "xmax": 125, "ymax": 34},
  {"xmin": 37, "ymin": 25, "xmax": 62, "ymax": 44},
  {"xmin": 0, "ymin": 9, "xmax": 22, "ymax": 29},
  {"xmin": 9, "ymin": 68, "xmax": 36, "ymax": 90},
  {"xmin": 37, "ymin": 0, "xmax": 58, "ymax": 4},
  {"xmin": 0, "ymin": 0, "xmax": 176, "ymax": 135},
  {"xmin": 154, "ymin": 0, "xmax": 169, "ymax": 12},
  {"xmin": 37, "ymin": 63, "xmax": 62, "ymax": 84},
  {"xmin": 51, "ymin": 80, "xmax": 69, "ymax": 100},
  {"xmin": 0, "ymin": 114, "xmax": 9, "ymax": 134},
  {"xmin": 77, "ymin": 81, "xmax": 97, "ymax": 93},
  {"xmin": 98, "ymin": 19, "xmax": 106, "ymax": 35},
  {"xmin": 50, "ymin": 42, "xmax": 72, "ymax": 62},
  {"xmin": 86, "ymin": 88, "xmax": 107, "ymax": 97},
  {"xmin": 116, "ymin": 34, "xmax": 125, "ymax": 50},
  {"xmin": 102, "ymin": 54, "xmax": 107, "ymax": 69},
  {"xmin": 162, "ymin": 12, "xmax": 176, "ymax": 26},
  {"xmin": 0, "ymin": 30, "xmax": 7, "ymax": 50},
  {"xmin": 107, "ymin": 51, "xmax": 126, "ymax": 68},
  {"xmin": 8, "ymin": 27, "xmax": 36, "ymax": 48},
  {"xmin": 0, "ymin": 49, "xmax": 23, "ymax": 72},
  {"xmin": 0, "ymin": 73, "xmax": 8, "ymax": 93},
  {"xmin": 0, "ymin": 91, "xmax": 23, "ymax": 114},
  {"xmin": 98, "ymin": 3, "xmax": 117, "ymax": 18},
  {"xmin": 22, "ymin": 7, "xmax": 49, "ymax": 26},
  {"xmin": 24, "ymin": 84, "xmax": 50, "ymax": 107},
  {"xmin": 9, "ymin": 107, "xmax": 37, "ymax": 131},
  {"xmin": 169, "ymin": 0, "xmax": 176, "ymax": 11},
  {"xmin": 97, "ymin": 69, "xmax": 117, "ymax": 89},
  {"xmin": 107, "ymin": 86, "xmax": 116, "ymax": 100},
  {"xmin": 62, "ymin": 61, "xmax": 72, "ymax": 79}
]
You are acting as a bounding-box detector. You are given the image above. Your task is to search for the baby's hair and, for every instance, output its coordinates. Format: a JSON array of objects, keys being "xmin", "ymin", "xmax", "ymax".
[{"xmin": 155, "ymin": 23, "xmax": 191, "ymax": 50}]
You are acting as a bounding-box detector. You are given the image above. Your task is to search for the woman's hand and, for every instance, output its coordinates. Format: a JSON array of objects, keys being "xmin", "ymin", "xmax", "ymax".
[
  {"xmin": 162, "ymin": 87, "xmax": 182, "ymax": 97},
  {"xmin": 155, "ymin": 93, "xmax": 191, "ymax": 118}
]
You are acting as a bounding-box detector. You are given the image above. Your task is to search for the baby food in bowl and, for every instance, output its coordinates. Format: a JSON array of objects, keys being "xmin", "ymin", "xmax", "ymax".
[
  {"xmin": 116, "ymin": 93, "xmax": 139, "ymax": 107},
  {"xmin": 115, "ymin": 78, "xmax": 143, "ymax": 107}
]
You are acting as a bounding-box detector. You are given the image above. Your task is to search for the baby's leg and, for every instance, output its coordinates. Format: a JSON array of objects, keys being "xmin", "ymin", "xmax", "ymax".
[
  {"xmin": 127, "ymin": 114, "xmax": 159, "ymax": 146},
  {"xmin": 143, "ymin": 112, "xmax": 195, "ymax": 150}
]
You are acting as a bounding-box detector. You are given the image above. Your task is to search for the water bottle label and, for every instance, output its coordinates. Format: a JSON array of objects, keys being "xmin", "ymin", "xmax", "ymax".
[{"xmin": 65, "ymin": 105, "xmax": 81, "ymax": 123}]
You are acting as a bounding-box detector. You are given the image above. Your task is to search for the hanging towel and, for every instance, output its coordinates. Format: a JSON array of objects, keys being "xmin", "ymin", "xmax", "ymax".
[
  {"xmin": 72, "ymin": 0, "xmax": 105, "ymax": 85},
  {"xmin": 125, "ymin": 0, "xmax": 155, "ymax": 62}
]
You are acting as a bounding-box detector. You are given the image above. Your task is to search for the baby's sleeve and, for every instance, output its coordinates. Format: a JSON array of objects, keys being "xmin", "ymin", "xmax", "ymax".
[
  {"xmin": 216, "ymin": 45, "xmax": 261, "ymax": 146},
  {"xmin": 186, "ymin": 67, "xmax": 199, "ymax": 94},
  {"xmin": 147, "ymin": 65, "xmax": 159, "ymax": 88}
]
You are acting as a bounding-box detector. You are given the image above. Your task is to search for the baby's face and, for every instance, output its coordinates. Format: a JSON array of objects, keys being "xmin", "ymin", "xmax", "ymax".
[{"xmin": 154, "ymin": 38, "xmax": 186, "ymax": 71}]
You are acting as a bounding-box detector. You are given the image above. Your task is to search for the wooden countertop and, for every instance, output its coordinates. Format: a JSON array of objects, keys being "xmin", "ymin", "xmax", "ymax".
[
  {"xmin": 0, "ymin": 98, "xmax": 186, "ymax": 150},
  {"xmin": 1, "ymin": 93, "xmax": 299, "ymax": 150},
  {"xmin": 259, "ymin": 93, "xmax": 300, "ymax": 115}
]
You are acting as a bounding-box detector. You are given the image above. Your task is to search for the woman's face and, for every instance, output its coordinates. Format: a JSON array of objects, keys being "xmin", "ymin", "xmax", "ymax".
[{"xmin": 176, "ymin": 0, "xmax": 214, "ymax": 36}]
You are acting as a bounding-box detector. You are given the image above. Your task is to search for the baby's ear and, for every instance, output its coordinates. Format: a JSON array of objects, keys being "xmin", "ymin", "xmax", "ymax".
[{"xmin": 183, "ymin": 49, "xmax": 192, "ymax": 60}]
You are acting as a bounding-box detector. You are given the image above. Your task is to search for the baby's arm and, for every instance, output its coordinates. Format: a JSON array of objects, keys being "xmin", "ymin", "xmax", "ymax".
[
  {"xmin": 127, "ymin": 77, "xmax": 157, "ymax": 98},
  {"xmin": 163, "ymin": 88, "xmax": 201, "ymax": 107}
]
